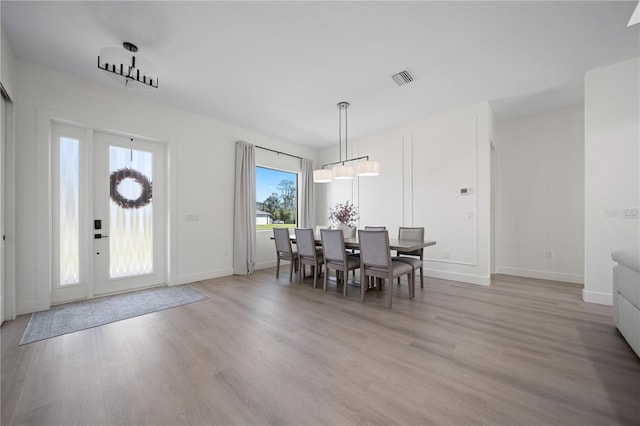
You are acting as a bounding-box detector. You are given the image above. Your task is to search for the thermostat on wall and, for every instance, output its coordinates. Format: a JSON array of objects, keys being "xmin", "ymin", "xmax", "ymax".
[{"xmin": 460, "ymin": 187, "xmax": 472, "ymax": 195}]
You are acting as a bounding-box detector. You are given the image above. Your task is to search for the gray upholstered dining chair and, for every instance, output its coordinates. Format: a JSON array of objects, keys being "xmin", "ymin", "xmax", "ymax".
[
  {"xmin": 320, "ymin": 229, "xmax": 360, "ymax": 296},
  {"xmin": 273, "ymin": 227, "xmax": 298, "ymax": 282},
  {"xmin": 353, "ymin": 226, "xmax": 385, "ymax": 256},
  {"xmin": 295, "ymin": 228, "xmax": 324, "ymax": 288},
  {"xmin": 362, "ymin": 226, "xmax": 386, "ymax": 284},
  {"xmin": 358, "ymin": 230, "xmax": 414, "ymax": 309},
  {"xmin": 393, "ymin": 227, "xmax": 425, "ymax": 289}
]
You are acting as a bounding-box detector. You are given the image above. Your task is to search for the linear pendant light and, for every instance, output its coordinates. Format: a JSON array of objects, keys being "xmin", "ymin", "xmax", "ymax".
[
  {"xmin": 313, "ymin": 102, "xmax": 380, "ymax": 183},
  {"xmin": 313, "ymin": 169, "xmax": 333, "ymax": 183},
  {"xmin": 356, "ymin": 160, "xmax": 381, "ymax": 176}
]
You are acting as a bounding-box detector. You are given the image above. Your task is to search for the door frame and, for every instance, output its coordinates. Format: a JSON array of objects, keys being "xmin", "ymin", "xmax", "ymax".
[
  {"xmin": 33, "ymin": 108, "xmax": 170, "ymax": 312},
  {"xmin": 1, "ymin": 84, "xmax": 15, "ymax": 322}
]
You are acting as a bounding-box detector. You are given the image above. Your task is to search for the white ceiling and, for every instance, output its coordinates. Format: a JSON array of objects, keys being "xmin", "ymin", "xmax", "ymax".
[{"xmin": 2, "ymin": 1, "xmax": 638, "ymax": 148}]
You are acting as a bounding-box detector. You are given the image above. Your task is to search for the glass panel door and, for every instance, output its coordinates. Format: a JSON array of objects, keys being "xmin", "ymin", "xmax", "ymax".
[
  {"xmin": 52, "ymin": 123, "xmax": 88, "ymax": 303},
  {"xmin": 108, "ymin": 145, "xmax": 154, "ymax": 278},
  {"xmin": 93, "ymin": 131, "xmax": 166, "ymax": 296}
]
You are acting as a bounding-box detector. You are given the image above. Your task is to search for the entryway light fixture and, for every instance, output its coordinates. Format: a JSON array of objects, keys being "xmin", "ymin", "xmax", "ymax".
[
  {"xmin": 313, "ymin": 102, "xmax": 380, "ymax": 183},
  {"xmin": 629, "ymin": 1, "xmax": 639, "ymax": 26},
  {"xmin": 98, "ymin": 42, "xmax": 158, "ymax": 89}
]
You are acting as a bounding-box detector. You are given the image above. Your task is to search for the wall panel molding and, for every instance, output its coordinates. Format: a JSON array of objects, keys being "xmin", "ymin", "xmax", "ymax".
[{"xmin": 410, "ymin": 114, "xmax": 478, "ymax": 266}]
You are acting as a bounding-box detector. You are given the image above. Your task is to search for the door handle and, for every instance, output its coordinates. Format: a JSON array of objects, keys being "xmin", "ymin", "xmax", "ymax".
[{"xmin": 94, "ymin": 233, "xmax": 109, "ymax": 239}]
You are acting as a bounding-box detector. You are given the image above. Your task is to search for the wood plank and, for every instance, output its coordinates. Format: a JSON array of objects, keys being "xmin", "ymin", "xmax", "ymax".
[{"xmin": 2, "ymin": 272, "xmax": 638, "ymax": 425}]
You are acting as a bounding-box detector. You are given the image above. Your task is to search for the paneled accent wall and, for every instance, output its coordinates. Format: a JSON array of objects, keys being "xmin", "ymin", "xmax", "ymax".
[
  {"xmin": 411, "ymin": 116, "xmax": 477, "ymax": 266},
  {"xmin": 318, "ymin": 102, "xmax": 493, "ymax": 286},
  {"xmin": 357, "ymin": 133, "xmax": 404, "ymax": 235}
]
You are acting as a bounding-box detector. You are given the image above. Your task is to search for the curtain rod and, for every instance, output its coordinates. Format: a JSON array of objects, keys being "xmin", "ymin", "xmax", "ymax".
[{"xmin": 255, "ymin": 145, "xmax": 304, "ymax": 160}]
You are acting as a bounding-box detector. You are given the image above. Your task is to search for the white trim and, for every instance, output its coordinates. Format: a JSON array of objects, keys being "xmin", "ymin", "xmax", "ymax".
[
  {"xmin": 425, "ymin": 268, "xmax": 491, "ymax": 286},
  {"xmin": 34, "ymin": 106, "xmax": 172, "ymax": 314},
  {"xmin": 1, "ymin": 93, "xmax": 16, "ymax": 320},
  {"xmin": 496, "ymin": 266, "xmax": 584, "ymax": 285},
  {"xmin": 255, "ymin": 260, "xmax": 278, "ymax": 270},
  {"xmin": 173, "ymin": 268, "xmax": 234, "ymax": 286},
  {"xmin": 35, "ymin": 109, "xmax": 53, "ymax": 314},
  {"xmin": 582, "ymin": 289, "xmax": 613, "ymax": 306},
  {"xmin": 16, "ymin": 299, "xmax": 47, "ymax": 316},
  {"xmin": 423, "ymin": 258, "xmax": 478, "ymax": 266},
  {"xmin": 410, "ymin": 114, "xmax": 479, "ymax": 266}
]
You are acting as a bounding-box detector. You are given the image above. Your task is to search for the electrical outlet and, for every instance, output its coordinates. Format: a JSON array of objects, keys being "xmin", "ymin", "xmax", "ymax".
[
  {"xmin": 444, "ymin": 251, "xmax": 450, "ymax": 259},
  {"xmin": 545, "ymin": 250, "xmax": 554, "ymax": 259}
]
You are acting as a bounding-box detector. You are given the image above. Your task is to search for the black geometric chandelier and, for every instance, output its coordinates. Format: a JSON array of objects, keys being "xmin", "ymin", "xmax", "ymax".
[{"xmin": 97, "ymin": 42, "xmax": 158, "ymax": 89}]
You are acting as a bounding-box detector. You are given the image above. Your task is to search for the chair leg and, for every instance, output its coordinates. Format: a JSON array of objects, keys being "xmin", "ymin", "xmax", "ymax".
[
  {"xmin": 292, "ymin": 261, "xmax": 297, "ymax": 283},
  {"xmin": 361, "ymin": 274, "xmax": 366, "ymax": 302},
  {"xmin": 313, "ymin": 264, "xmax": 318, "ymax": 289},
  {"xmin": 397, "ymin": 277, "xmax": 401, "ymax": 286},
  {"xmin": 420, "ymin": 266, "xmax": 424, "ymax": 288},
  {"xmin": 388, "ymin": 278, "xmax": 393, "ymax": 309},
  {"xmin": 323, "ymin": 267, "xmax": 328, "ymax": 292},
  {"xmin": 410, "ymin": 271, "xmax": 415, "ymax": 299},
  {"xmin": 276, "ymin": 257, "xmax": 280, "ymax": 278},
  {"xmin": 343, "ymin": 269, "xmax": 348, "ymax": 297}
]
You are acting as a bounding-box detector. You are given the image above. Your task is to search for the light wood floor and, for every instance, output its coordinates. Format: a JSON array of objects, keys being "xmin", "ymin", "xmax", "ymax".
[{"xmin": 2, "ymin": 270, "xmax": 639, "ymax": 425}]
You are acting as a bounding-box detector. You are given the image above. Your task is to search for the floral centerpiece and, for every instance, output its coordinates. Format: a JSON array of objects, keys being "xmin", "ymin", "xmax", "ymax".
[{"xmin": 329, "ymin": 201, "xmax": 359, "ymax": 237}]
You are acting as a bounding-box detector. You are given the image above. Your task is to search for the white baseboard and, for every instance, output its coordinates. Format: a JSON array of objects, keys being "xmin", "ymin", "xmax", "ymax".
[
  {"xmin": 424, "ymin": 269, "xmax": 491, "ymax": 286},
  {"xmin": 255, "ymin": 260, "xmax": 278, "ymax": 270},
  {"xmin": 173, "ymin": 268, "xmax": 234, "ymax": 286},
  {"xmin": 582, "ymin": 289, "xmax": 613, "ymax": 306},
  {"xmin": 495, "ymin": 266, "xmax": 584, "ymax": 285},
  {"xmin": 16, "ymin": 299, "xmax": 50, "ymax": 316}
]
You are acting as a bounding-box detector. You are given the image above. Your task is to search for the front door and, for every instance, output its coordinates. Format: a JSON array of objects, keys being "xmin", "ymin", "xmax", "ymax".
[
  {"xmin": 93, "ymin": 131, "xmax": 166, "ymax": 295},
  {"xmin": 52, "ymin": 125, "xmax": 166, "ymax": 304}
]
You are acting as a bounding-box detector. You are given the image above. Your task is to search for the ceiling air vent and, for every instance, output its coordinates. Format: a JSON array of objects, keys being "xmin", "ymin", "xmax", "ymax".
[{"xmin": 392, "ymin": 70, "xmax": 414, "ymax": 87}]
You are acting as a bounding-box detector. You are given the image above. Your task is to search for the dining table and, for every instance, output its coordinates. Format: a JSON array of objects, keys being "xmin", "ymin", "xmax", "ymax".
[
  {"xmin": 338, "ymin": 235, "xmax": 436, "ymax": 252},
  {"xmin": 277, "ymin": 231, "xmax": 437, "ymax": 252},
  {"xmin": 273, "ymin": 230, "xmax": 436, "ymax": 289}
]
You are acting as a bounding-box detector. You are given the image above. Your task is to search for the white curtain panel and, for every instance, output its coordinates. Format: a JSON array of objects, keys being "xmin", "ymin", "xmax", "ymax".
[
  {"xmin": 300, "ymin": 158, "xmax": 315, "ymax": 229},
  {"xmin": 233, "ymin": 141, "xmax": 256, "ymax": 275}
]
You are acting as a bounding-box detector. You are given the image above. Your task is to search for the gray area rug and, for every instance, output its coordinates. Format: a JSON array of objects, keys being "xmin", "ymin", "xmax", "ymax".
[{"xmin": 19, "ymin": 285, "xmax": 208, "ymax": 345}]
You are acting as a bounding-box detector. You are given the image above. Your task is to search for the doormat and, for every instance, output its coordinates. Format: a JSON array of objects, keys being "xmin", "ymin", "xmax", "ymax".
[{"xmin": 19, "ymin": 285, "xmax": 208, "ymax": 345}]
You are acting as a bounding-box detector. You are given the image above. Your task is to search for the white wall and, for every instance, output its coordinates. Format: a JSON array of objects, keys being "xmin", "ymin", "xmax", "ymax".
[
  {"xmin": 12, "ymin": 59, "xmax": 316, "ymax": 314},
  {"xmin": 494, "ymin": 105, "xmax": 585, "ymax": 284},
  {"xmin": 317, "ymin": 102, "xmax": 493, "ymax": 285},
  {"xmin": 584, "ymin": 58, "xmax": 640, "ymax": 305}
]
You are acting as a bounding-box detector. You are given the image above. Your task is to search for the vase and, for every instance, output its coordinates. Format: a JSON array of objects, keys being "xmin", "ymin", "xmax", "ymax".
[{"xmin": 336, "ymin": 223, "xmax": 357, "ymax": 238}]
